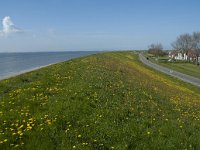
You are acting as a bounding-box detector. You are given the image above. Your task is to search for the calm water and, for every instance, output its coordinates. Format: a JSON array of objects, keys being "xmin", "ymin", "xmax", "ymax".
[{"xmin": 0, "ymin": 51, "xmax": 98, "ymax": 79}]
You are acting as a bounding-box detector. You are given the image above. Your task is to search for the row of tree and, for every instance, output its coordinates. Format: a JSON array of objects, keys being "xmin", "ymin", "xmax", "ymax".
[
  {"xmin": 148, "ymin": 43, "xmax": 166, "ymax": 57},
  {"xmin": 171, "ymin": 32, "xmax": 200, "ymax": 64}
]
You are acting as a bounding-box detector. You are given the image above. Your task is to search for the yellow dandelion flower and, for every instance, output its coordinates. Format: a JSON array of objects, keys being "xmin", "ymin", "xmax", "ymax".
[
  {"xmin": 14, "ymin": 144, "xmax": 19, "ymax": 148},
  {"xmin": 19, "ymin": 132, "xmax": 23, "ymax": 136},
  {"xmin": 29, "ymin": 118, "xmax": 34, "ymax": 121},
  {"xmin": 19, "ymin": 125, "xmax": 24, "ymax": 129},
  {"xmin": 78, "ymin": 134, "xmax": 81, "ymax": 138}
]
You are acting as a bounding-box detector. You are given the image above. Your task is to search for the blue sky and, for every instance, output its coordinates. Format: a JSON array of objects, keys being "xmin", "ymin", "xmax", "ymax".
[{"xmin": 0, "ymin": 0, "xmax": 200, "ymax": 52}]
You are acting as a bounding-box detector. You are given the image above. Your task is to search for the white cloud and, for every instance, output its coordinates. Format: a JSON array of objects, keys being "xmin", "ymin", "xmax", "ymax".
[{"xmin": 0, "ymin": 16, "xmax": 22, "ymax": 36}]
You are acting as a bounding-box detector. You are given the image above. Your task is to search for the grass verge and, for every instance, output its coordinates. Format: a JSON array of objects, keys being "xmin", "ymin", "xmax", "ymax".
[
  {"xmin": 145, "ymin": 53, "xmax": 200, "ymax": 79},
  {"xmin": 155, "ymin": 62, "xmax": 200, "ymax": 79}
]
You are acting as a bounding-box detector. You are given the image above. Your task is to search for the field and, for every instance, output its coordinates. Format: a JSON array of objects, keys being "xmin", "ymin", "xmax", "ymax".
[
  {"xmin": 146, "ymin": 54, "xmax": 200, "ymax": 79},
  {"xmin": 0, "ymin": 51, "xmax": 200, "ymax": 149}
]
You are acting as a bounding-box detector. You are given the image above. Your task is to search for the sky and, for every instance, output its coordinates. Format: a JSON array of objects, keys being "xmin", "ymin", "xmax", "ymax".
[{"xmin": 0, "ymin": 0, "xmax": 200, "ymax": 52}]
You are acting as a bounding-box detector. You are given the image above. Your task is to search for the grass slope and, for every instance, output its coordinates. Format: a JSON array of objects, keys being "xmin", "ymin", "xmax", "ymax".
[{"xmin": 0, "ymin": 52, "xmax": 200, "ymax": 150}]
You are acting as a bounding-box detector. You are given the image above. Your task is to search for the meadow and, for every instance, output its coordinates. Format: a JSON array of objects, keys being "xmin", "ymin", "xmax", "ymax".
[{"xmin": 0, "ymin": 51, "xmax": 200, "ymax": 150}]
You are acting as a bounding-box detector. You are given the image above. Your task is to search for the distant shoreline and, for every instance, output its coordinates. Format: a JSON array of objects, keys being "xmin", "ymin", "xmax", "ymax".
[
  {"xmin": 0, "ymin": 51, "xmax": 99, "ymax": 81},
  {"xmin": 0, "ymin": 63, "xmax": 55, "ymax": 81}
]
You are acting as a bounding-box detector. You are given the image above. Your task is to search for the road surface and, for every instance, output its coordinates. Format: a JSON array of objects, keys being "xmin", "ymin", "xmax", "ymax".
[{"xmin": 139, "ymin": 53, "xmax": 200, "ymax": 87}]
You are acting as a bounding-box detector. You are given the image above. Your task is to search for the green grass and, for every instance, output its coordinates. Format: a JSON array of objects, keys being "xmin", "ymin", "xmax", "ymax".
[
  {"xmin": 145, "ymin": 53, "xmax": 200, "ymax": 79},
  {"xmin": 156, "ymin": 62, "xmax": 200, "ymax": 79},
  {"xmin": 0, "ymin": 51, "xmax": 200, "ymax": 150}
]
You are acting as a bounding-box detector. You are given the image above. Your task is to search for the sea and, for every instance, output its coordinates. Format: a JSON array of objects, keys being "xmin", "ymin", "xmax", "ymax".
[{"xmin": 0, "ymin": 51, "xmax": 98, "ymax": 80}]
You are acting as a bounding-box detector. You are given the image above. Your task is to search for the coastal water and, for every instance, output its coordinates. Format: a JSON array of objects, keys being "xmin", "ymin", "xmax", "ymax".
[{"xmin": 0, "ymin": 51, "xmax": 98, "ymax": 79}]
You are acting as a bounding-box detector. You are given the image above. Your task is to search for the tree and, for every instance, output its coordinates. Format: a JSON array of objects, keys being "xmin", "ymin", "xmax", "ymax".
[
  {"xmin": 171, "ymin": 33, "xmax": 193, "ymax": 61},
  {"xmin": 192, "ymin": 32, "xmax": 200, "ymax": 65},
  {"xmin": 148, "ymin": 43, "xmax": 165, "ymax": 57}
]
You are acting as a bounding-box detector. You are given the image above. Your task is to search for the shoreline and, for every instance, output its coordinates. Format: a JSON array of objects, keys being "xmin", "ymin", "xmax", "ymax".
[
  {"xmin": 0, "ymin": 62, "xmax": 58, "ymax": 81},
  {"xmin": 0, "ymin": 51, "xmax": 98, "ymax": 81}
]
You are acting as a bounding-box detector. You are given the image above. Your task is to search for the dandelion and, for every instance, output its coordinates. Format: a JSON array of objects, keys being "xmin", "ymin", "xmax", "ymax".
[
  {"xmin": 19, "ymin": 125, "xmax": 24, "ymax": 129},
  {"xmin": 65, "ymin": 128, "xmax": 70, "ymax": 132},
  {"xmin": 14, "ymin": 144, "xmax": 19, "ymax": 148},
  {"xmin": 19, "ymin": 132, "xmax": 23, "ymax": 136},
  {"xmin": 78, "ymin": 134, "xmax": 81, "ymax": 138}
]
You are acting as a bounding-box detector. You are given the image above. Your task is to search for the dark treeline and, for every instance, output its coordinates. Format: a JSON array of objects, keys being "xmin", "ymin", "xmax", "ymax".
[{"xmin": 148, "ymin": 43, "xmax": 167, "ymax": 57}]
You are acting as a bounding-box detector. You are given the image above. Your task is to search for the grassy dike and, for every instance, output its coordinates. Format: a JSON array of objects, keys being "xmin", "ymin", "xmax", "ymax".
[{"xmin": 0, "ymin": 51, "xmax": 200, "ymax": 150}]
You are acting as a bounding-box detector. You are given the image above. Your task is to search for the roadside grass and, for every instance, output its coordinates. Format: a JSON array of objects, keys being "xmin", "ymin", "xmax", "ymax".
[
  {"xmin": 156, "ymin": 62, "xmax": 200, "ymax": 79},
  {"xmin": 0, "ymin": 51, "xmax": 200, "ymax": 149},
  {"xmin": 145, "ymin": 53, "xmax": 200, "ymax": 79}
]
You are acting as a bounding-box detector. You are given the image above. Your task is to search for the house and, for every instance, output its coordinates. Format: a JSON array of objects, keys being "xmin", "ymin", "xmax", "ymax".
[
  {"xmin": 168, "ymin": 50, "xmax": 187, "ymax": 61},
  {"xmin": 168, "ymin": 50, "xmax": 200, "ymax": 62}
]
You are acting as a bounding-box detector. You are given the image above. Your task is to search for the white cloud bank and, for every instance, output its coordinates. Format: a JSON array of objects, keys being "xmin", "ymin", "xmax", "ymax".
[{"xmin": 0, "ymin": 16, "xmax": 22, "ymax": 36}]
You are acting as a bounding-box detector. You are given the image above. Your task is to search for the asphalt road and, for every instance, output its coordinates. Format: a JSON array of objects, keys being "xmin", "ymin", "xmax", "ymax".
[{"xmin": 139, "ymin": 53, "xmax": 200, "ymax": 87}]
